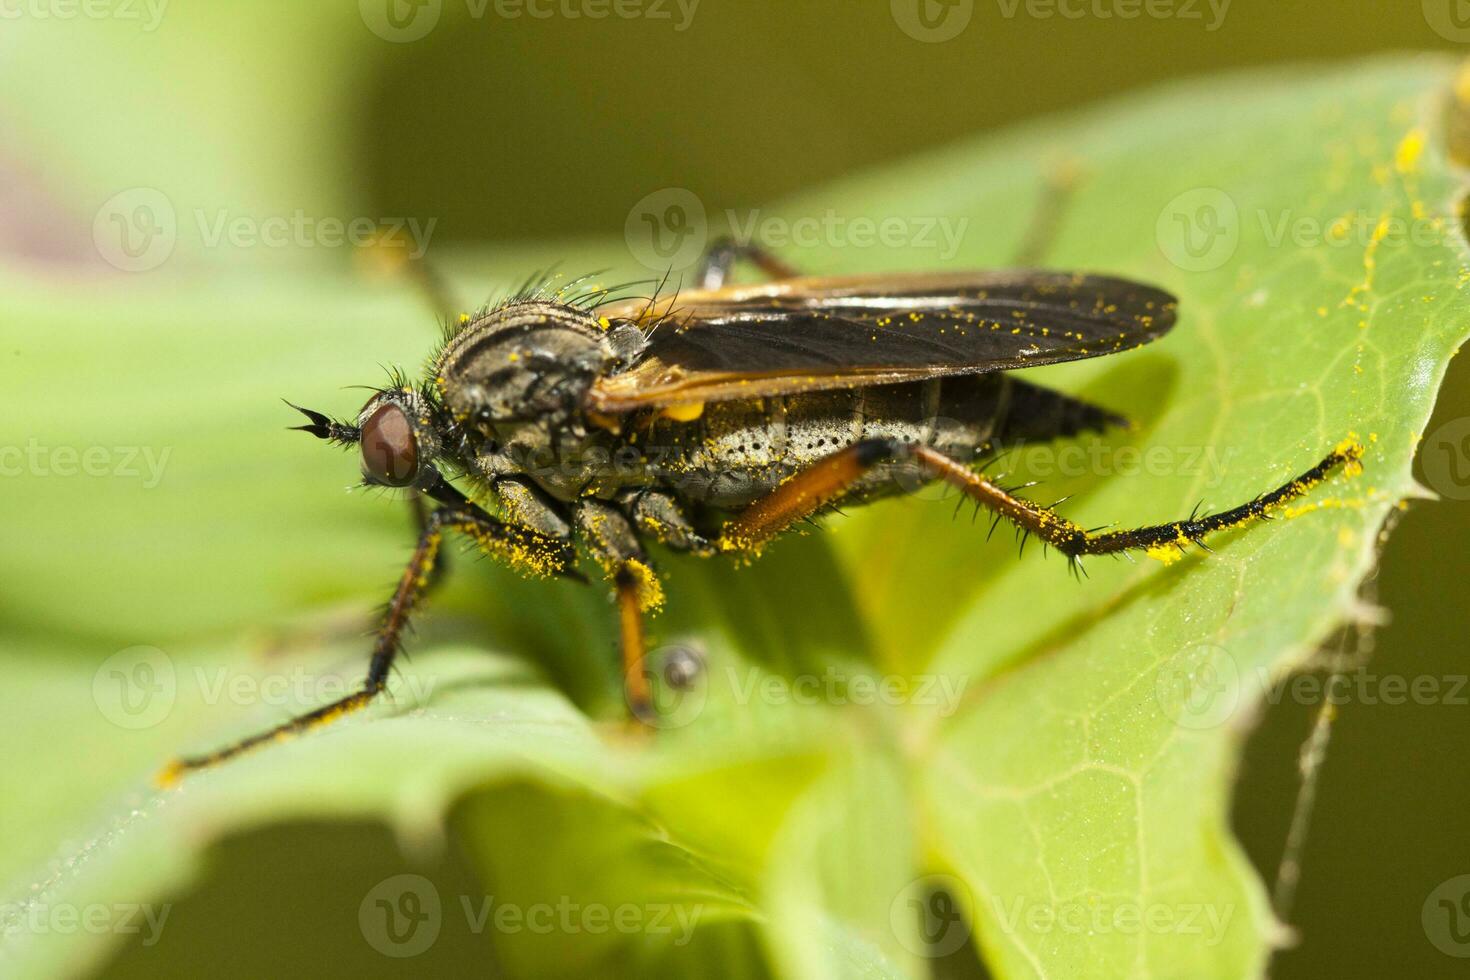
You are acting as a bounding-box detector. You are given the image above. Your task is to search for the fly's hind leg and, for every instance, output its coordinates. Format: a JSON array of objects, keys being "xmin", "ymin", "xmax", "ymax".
[
  {"xmin": 575, "ymin": 499, "xmax": 667, "ymax": 722},
  {"xmin": 158, "ymin": 503, "xmax": 577, "ymax": 785},
  {"xmin": 717, "ymin": 437, "xmax": 1365, "ymax": 567},
  {"xmin": 696, "ymin": 237, "xmax": 802, "ymax": 290},
  {"xmin": 619, "ymin": 489, "xmax": 714, "ymax": 556},
  {"xmin": 1010, "ymin": 160, "xmax": 1084, "ymax": 268}
]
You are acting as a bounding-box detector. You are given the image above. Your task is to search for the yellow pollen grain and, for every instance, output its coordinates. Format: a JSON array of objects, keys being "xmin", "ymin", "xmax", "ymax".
[
  {"xmin": 1394, "ymin": 127, "xmax": 1426, "ymax": 174},
  {"xmin": 623, "ymin": 558, "xmax": 665, "ymax": 613},
  {"xmin": 661, "ymin": 401, "xmax": 705, "ymax": 422},
  {"xmin": 1146, "ymin": 544, "xmax": 1182, "ymax": 566}
]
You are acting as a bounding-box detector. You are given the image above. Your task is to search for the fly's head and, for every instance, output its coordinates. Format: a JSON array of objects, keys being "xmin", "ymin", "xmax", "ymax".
[{"xmin": 287, "ymin": 381, "xmax": 448, "ymax": 494}]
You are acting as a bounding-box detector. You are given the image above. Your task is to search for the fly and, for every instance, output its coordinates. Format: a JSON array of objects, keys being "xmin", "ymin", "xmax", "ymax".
[{"xmin": 158, "ymin": 239, "xmax": 1362, "ymax": 783}]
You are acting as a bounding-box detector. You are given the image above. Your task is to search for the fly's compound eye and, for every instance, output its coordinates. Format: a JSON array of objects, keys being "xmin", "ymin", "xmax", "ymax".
[{"xmin": 360, "ymin": 402, "xmax": 419, "ymax": 487}]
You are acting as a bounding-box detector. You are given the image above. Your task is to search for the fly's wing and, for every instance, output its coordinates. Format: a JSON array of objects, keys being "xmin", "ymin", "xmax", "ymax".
[{"xmin": 586, "ymin": 271, "xmax": 1177, "ymax": 413}]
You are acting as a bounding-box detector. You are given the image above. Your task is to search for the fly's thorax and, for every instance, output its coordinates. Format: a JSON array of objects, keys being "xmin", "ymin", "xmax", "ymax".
[
  {"xmin": 463, "ymin": 424, "xmax": 642, "ymax": 502},
  {"xmin": 433, "ymin": 300, "xmax": 642, "ymax": 438}
]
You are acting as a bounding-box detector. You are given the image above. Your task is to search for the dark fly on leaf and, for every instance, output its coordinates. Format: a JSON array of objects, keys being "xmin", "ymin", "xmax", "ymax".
[{"xmin": 158, "ymin": 239, "xmax": 1363, "ymax": 784}]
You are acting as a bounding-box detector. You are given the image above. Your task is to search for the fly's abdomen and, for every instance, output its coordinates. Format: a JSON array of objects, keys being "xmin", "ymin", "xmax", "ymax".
[{"xmin": 645, "ymin": 375, "xmax": 1012, "ymax": 509}]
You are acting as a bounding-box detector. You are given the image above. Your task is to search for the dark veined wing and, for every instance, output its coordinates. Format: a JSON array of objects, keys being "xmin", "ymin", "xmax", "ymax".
[{"xmin": 587, "ymin": 270, "xmax": 1177, "ymax": 413}]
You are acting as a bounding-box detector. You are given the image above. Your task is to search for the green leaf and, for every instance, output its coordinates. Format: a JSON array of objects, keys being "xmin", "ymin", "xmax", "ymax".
[{"xmin": 4, "ymin": 56, "xmax": 1468, "ymax": 979}]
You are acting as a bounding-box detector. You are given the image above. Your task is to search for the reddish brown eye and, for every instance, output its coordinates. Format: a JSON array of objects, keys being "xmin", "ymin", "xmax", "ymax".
[{"xmin": 361, "ymin": 403, "xmax": 418, "ymax": 486}]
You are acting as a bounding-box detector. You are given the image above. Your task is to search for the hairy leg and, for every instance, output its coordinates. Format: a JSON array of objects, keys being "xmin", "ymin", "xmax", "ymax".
[
  {"xmin": 158, "ymin": 504, "xmax": 576, "ymax": 784},
  {"xmin": 717, "ymin": 437, "xmax": 1364, "ymax": 567}
]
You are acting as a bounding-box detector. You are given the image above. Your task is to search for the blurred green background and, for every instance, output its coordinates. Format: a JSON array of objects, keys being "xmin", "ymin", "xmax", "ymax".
[{"xmin": 3, "ymin": 2, "xmax": 1469, "ymax": 978}]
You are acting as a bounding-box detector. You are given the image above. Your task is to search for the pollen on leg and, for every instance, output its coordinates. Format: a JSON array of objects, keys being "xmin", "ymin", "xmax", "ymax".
[{"xmin": 622, "ymin": 557, "xmax": 665, "ymax": 613}]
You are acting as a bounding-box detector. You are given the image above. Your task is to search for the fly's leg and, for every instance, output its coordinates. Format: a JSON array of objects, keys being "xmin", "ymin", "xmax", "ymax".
[
  {"xmin": 1010, "ymin": 161, "xmax": 1083, "ymax": 268},
  {"xmin": 619, "ymin": 489, "xmax": 714, "ymax": 556},
  {"xmin": 696, "ymin": 237, "xmax": 802, "ymax": 290},
  {"xmin": 158, "ymin": 505, "xmax": 577, "ymax": 785},
  {"xmin": 409, "ymin": 493, "xmax": 451, "ymax": 591},
  {"xmin": 575, "ymin": 500, "xmax": 665, "ymax": 722},
  {"xmin": 360, "ymin": 227, "xmax": 461, "ymax": 327},
  {"xmin": 717, "ymin": 437, "xmax": 1365, "ymax": 567}
]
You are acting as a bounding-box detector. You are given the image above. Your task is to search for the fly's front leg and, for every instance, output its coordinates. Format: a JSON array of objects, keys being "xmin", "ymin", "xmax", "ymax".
[
  {"xmin": 697, "ymin": 236, "xmax": 802, "ymax": 290},
  {"xmin": 409, "ymin": 493, "xmax": 451, "ymax": 590},
  {"xmin": 158, "ymin": 503, "xmax": 577, "ymax": 785},
  {"xmin": 717, "ymin": 437, "xmax": 1365, "ymax": 568},
  {"xmin": 575, "ymin": 499, "xmax": 665, "ymax": 722}
]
